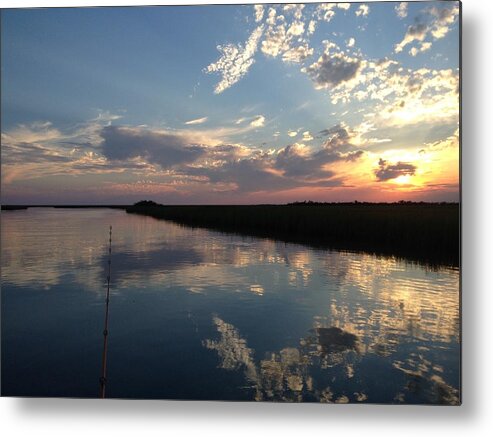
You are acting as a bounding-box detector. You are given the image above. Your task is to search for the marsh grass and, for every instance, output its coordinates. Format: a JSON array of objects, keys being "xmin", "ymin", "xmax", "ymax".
[{"xmin": 126, "ymin": 201, "xmax": 459, "ymax": 267}]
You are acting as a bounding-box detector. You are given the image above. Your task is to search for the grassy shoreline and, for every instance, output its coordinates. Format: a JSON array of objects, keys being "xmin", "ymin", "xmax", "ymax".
[{"xmin": 126, "ymin": 202, "xmax": 460, "ymax": 267}]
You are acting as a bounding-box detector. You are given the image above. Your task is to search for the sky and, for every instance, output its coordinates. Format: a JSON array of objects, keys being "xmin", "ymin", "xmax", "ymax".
[{"xmin": 1, "ymin": 1, "xmax": 460, "ymax": 204}]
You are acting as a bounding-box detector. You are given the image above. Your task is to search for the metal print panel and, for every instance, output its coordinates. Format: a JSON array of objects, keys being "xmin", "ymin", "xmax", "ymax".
[{"xmin": 1, "ymin": 1, "xmax": 460, "ymax": 404}]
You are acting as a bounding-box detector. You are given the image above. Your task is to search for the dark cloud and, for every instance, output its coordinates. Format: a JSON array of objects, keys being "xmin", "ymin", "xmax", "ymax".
[
  {"xmin": 275, "ymin": 145, "xmax": 335, "ymax": 180},
  {"xmin": 187, "ymin": 157, "xmax": 301, "ymax": 192},
  {"xmin": 93, "ymin": 123, "xmax": 363, "ymax": 193},
  {"xmin": 305, "ymin": 52, "xmax": 362, "ymax": 89},
  {"xmin": 318, "ymin": 124, "xmax": 349, "ymax": 140},
  {"xmin": 395, "ymin": 4, "xmax": 458, "ymax": 52},
  {"xmin": 187, "ymin": 148, "xmax": 348, "ymax": 193},
  {"xmin": 100, "ymin": 125, "xmax": 206, "ymax": 169},
  {"xmin": 374, "ymin": 158, "xmax": 417, "ymax": 181},
  {"xmin": 317, "ymin": 124, "xmax": 353, "ymax": 151},
  {"xmin": 341, "ymin": 150, "xmax": 364, "ymax": 162},
  {"xmin": 406, "ymin": 22, "xmax": 428, "ymax": 39},
  {"xmin": 273, "ymin": 124, "xmax": 364, "ymax": 183}
]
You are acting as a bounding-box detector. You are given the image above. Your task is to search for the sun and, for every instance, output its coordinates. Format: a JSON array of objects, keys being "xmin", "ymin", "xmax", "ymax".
[{"xmin": 392, "ymin": 174, "xmax": 413, "ymax": 185}]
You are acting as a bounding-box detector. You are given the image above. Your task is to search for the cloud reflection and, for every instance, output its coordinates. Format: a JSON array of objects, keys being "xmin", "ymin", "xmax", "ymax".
[{"xmin": 204, "ymin": 315, "xmax": 459, "ymax": 404}]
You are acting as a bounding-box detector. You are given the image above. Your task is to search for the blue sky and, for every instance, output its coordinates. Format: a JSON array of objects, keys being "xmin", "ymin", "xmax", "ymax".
[{"xmin": 1, "ymin": 2, "xmax": 460, "ymax": 204}]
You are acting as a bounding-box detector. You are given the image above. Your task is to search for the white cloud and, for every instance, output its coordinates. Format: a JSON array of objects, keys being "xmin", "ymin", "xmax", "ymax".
[
  {"xmin": 265, "ymin": 7, "xmax": 276, "ymax": 26},
  {"xmin": 287, "ymin": 130, "xmax": 298, "ymax": 137},
  {"xmin": 254, "ymin": 4, "xmax": 264, "ymax": 23},
  {"xmin": 2, "ymin": 121, "xmax": 62, "ymax": 144},
  {"xmin": 347, "ymin": 37, "xmax": 355, "ymax": 48},
  {"xmin": 261, "ymin": 21, "xmax": 289, "ymax": 57},
  {"xmin": 361, "ymin": 67, "xmax": 459, "ymax": 127},
  {"xmin": 355, "ymin": 4, "xmax": 369, "ymax": 17},
  {"xmin": 337, "ymin": 3, "xmax": 351, "ymax": 11},
  {"xmin": 260, "ymin": 5, "xmax": 312, "ymax": 64},
  {"xmin": 287, "ymin": 21, "xmax": 305, "ymax": 36},
  {"xmin": 185, "ymin": 117, "xmax": 208, "ymax": 125},
  {"xmin": 283, "ymin": 4, "xmax": 304, "ymax": 21},
  {"xmin": 250, "ymin": 115, "xmax": 266, "ymax": 128},
  {"xmin": 409, "ymin": 42, "xmax": 432, "ymax": 57},
  {"xmin": 316, "ymin": 4, "xmax": 337, "ymax": 22},
  {"xmin": 307, "ymin": 20, "xmax": 317, "ymax": 35},
  {"xmin": 282, "ymin": 43, "xmax": 314, "ymax": 63},
  {"xmin": 395, "ymin": 2, "xmax": 408, "ymax": 19},
  {"xmin": 205, "ymin": 25, "xmax": 264, "ymax": 94},
  {"xmin": 302, "ymin": 131, "xmax": 314, "ymax": 142}
]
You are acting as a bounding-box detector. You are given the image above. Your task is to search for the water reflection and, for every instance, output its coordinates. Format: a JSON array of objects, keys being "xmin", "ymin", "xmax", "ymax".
[
  {"xmin": 1, "ymin": 209, "xmax": 459, "ymax": 403},
  {"xmin": 204, "ymin": 316, "xmax": 459, "ymax": 404}
]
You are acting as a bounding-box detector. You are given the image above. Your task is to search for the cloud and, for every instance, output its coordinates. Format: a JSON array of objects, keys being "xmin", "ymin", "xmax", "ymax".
[
  {"xmin": 2, "ymin": 121, "xmax": 62, "ymax": 145},
  {"xmin": 303, "ymin": 42, "xmax": 362, "ymax": 89},
  {"xmin": 282, "ymin": 43, "xmax": 314, "ymax": 63},
  {"xmin": 254, "ymin": 4, "xmax": 264, "ymax": 23},
  {"xmin": 302, "ymin": 131, "xmax": 313, "ymax": 142},
  {"xmin": 2, "ymin": 115, "xmax": 370, "ymax": 199},
  {"xmin": 394, "ymin": 22, "xmax": 428, "ymax": 53},
  {"xmin": 100, "ymin": 125, "xmax": 206, "ymax": 168},
  {"xmin": 318, "ymin": 124, "xmax": 351, "ymax": 144},
  {"xmin": 205, "ymin": 25, "xmax": 264, "ymax": 94},
  {"xmin": 283, "ymin": 4, "xmax": 305, "ymax": 21},
  {"xmin": 250, "ymin": 115, "xmax": 265, "ymax": 128},
  {"xmin": 287, "ymin": 21, "xmax": 305, "ymax": 36},
  {"xmin": 355, "ymin": 5, "xmax": 369, "ymax": 17},
  {"xmin": 186, "ymin": 152, "xmax": 302, "ymax": 193},
  {"xmin": 189, "ymin": 143, "xmax": 350, "ymax": 194},
  {"xmin": 261, "ymin": 13, "xmax": 299, "ymax": 58},
  {"xmin": 185, "ymin": 116, "xmax": 208, "ymax": 125},
  {"xmin": 316, "ymin": 4, "xmax": 337, "ymax": 22},
  {"xmin": 347, "ymin": 37, "xmax": 355, "ymax": 48},
  {"xmin": 260, "ymin": 4, "xmax": 313, "ymax": 64},
  {"xmin": 318, "ymin": 52, "xmax": 459, "ymax": 126},
  {"xmin": 274, "ymin": 125, "xmax": 364, "ymax": 181},
  {"xmin": 261, "ymin": 20, "xmax": 290, "ymax": 58},
  {"xmin": 307, "ymin": 20, "xmax": 317, "ymax": 35},
  {"xmin": 374, "ymin": 158, "xmax": 417, "ymax": 181},
  {"xmin": 274, "ymin": 143, "xmax": 333, "ymax": 180},
  {"xmin": 425, "ymin": 128, "xmax": 459, "ymax": 151},
  {"xmin": 429, "ymin": 5, "xmax": 460, "ymax": 39},
  {"xmin": 1, "ymin": 141, "xmax": 74, "ymax": 165},
  {"xmin": 394, "ymin": 3, "xmax": 459, "ymax": 53},
  {"xmin": 1, "ymin": 117, "xmax": 107, "ymax": 165},
  {"xmin": 0, "ymin": 116, "xmax": 134, "ymax": 184},
  {"xmin": 337, "ymin": 3, "xmax": 351, "ymax": 11},
  {"xmin": 395, "ymin": 2, "xmax": 408, "ymax": 19},
  {"xmin": 366, "ymin": 67, "xmax": 459, "ymax": 126},
  {"xmin": 183, "ymin": 123, "xmax": 365, "ymax": 193},
  {"xmin": 409, "ymin": 42, "xmax": 432, "ymax": 56}
]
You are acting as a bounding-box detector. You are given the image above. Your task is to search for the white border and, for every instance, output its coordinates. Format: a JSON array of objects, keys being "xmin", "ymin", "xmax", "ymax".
[{"xmin": 1, "ymin": 0, "xmax": 492, "ymax": 436}]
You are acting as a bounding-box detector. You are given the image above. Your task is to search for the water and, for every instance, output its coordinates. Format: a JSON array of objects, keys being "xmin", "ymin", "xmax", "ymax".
[{"xmin": 1, "ymin": 208, "xmax": 460, "ymax": 403}]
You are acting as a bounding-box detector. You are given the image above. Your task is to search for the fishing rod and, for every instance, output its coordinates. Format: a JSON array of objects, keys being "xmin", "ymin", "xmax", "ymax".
[{"xmin": 99, "ymin": 225, "xmax": 112, "ymax": 399}]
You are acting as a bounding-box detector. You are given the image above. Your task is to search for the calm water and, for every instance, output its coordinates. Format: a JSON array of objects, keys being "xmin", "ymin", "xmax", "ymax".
[{"xmin": 1, "ymin": 208, "xmax": 460, "ymax": 403}]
